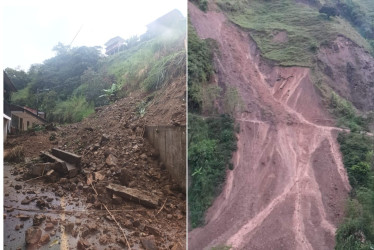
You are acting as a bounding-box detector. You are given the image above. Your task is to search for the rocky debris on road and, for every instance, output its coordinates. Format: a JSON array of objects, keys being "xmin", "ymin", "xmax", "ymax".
[
  {"xmin": 39, "ymin": 148, "xmax": 81, "ymax": 178},
  {"xmin": 106, "ymin": 183, "xmax": 159, "ymax": 208},
  {"xmin": 25, "ymin": 226, "xmax": 42, "ymax": 245},
  {"xmin": 33, "ymin": 214, "xmax": 46, "ymax": 226},
  {"xmin": 77, "ymin": 238, "xmax": 90, "ymax": 250},
  {"xmin": 17, "ymin": 214, "xmax": 31, "ymax": 221},
  {"xmin": 29, "ymin": 162, "xmax": 56, "ymax": 177},
  {"xmin": 40, "ymin": 234, "xmax": 50, "ymax": 245},
  {"xmin": 5, "ymin": 91, "xmax": 186, "ymax": 249},
  {"xmin": 105, "ymin": 154, "xmax": 117, "ymax": 166},
  {"xmin": 141, "ymin": 235, "xmax": 158, "ymax": 250}
]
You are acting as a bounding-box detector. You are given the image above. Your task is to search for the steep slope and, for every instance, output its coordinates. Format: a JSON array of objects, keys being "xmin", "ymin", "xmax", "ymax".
[
  {"xmin": 188, "ymin": 3, "xmax": 350, "ymax": 249},
  {"xmin": 4, "ymin": 82, "xmax": 186, "ymax": 249},
  {"xmin": 317, "ymin": 36, "xmax": 374, "ymax": 112}
]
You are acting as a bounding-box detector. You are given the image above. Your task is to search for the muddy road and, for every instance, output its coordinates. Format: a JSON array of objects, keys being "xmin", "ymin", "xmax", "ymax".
[
  {"xmin": 189, "ymin": 3, "xmax": 350, "ymax": 249},
  {"xmin": 4, "ymin": 91, "xmax": 186, "ymax": 250}
]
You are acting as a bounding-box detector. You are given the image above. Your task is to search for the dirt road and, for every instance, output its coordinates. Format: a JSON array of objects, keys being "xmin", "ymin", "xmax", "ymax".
[{"xmin": 189, "ymin": 3, "xmax": 350, "ymax": 249}]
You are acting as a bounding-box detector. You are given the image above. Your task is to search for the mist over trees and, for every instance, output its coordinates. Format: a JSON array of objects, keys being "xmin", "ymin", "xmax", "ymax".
[{"xmin": 7, "ymin": 9, "xmax": 186, "ymax": 124}]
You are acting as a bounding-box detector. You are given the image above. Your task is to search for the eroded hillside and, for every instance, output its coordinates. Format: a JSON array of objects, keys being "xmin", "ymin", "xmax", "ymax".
[{"xmin": 187, "ymin": 1, "xmax": 372, "ymax": 249}]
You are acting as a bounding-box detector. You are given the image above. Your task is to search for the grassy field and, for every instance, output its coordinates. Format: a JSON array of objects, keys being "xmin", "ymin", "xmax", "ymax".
[{"xmin": 216, "ymin": 0, "xmax": 371, "ymax": 66}]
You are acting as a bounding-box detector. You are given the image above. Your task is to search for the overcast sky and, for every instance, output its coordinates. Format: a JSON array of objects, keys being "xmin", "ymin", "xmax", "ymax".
[{"xmin": 2, "ymin": 0, "xmax": 186, "ymax": 71}]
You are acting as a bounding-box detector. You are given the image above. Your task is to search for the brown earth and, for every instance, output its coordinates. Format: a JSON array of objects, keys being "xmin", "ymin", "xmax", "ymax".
[
  {"xmin": 142, "ymin": 77, "xmax": 186, "ymax": 126},
  {"xmin": 4, "ymin": 84, "xmax": 186, "ymax": 249},
  {"xmin": 318, "ymin": 36, "xmax": 374, "ymax": 112},
  {"xmin": 189, "ymin": 2, "xmax": 350, "ymax": 249}
]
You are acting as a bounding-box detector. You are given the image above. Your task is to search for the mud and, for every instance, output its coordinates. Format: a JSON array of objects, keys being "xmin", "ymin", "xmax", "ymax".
[
  {"xmin": 189, "ymin": 2, "xmax": 350, "ymax": 249},
  {"xmin": 318, "ymin": 36, "xmax": 374, "ymax": 113},
  {"xmin": 4, "ymin": 88, "xmax": 186, "ymax": 249}
]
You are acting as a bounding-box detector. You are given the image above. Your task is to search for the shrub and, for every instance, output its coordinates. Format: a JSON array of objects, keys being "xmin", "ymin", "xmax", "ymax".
[
  {"xmin": 50, "ymin": 96, "xmax": 94, "ymax": 124},
  {"xmin": 142, "ymin": 51, "xmax": 185, "ymax": 91},
  {"xmin": 319, "ymin": 5, "xmax": 339, "ymax": 19},
  {"xmin": 330, "ymin": 92, "xmax": 369, "ymax": 131},
  {"xmin": 188, "ymin": 23, "xmax": 214, "ymax": 113},
  {"xmin": 336, "ymin": 132, "xmax": 374, "ymax": 248},
  {"xmin": 191, "ymin": 0, "xmax": 208, "ymax": 11},
  {"xmin": 189, "ymin": 114, "xmax": 237, "ymax": 228},
  {"xmin": 349, "ymin": 162, "xmax": 371, "ymax": 188}
]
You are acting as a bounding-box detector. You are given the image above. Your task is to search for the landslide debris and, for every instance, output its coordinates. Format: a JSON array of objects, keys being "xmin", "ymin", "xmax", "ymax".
[
  {"xmin": 4, "ymin": 90, "xmax": 186, "ymax": 249},
  {"xmin": 188, "ymin": 2, "xmax": 350, "ymax": 249}
]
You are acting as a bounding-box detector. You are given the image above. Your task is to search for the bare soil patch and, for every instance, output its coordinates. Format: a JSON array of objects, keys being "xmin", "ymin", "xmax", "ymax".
[{"xmin": 188, "ymin": 2, "xmax": 349, "ymax": 249}]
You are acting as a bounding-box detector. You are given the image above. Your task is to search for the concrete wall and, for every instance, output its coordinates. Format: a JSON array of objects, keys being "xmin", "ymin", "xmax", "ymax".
[
  {"xmin": 11, "ymin": 111, "xmax": 45, "ymax": 131},
  {"xmin": 3, "ymin": 116, "xmax": 11, "ymax": 142},
  {"xmin": 145, "ymin": 125, "xmax": 186, "ymax": 191}
]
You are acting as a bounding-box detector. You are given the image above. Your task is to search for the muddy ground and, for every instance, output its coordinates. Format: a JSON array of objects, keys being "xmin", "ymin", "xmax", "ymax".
[
  {"xmin": 188, "ymin": 2, "xmax": 350, "ymax": 250},
  {"xmin": 4, "ymin": 89, "xmax": 186, "ymax": 250}
]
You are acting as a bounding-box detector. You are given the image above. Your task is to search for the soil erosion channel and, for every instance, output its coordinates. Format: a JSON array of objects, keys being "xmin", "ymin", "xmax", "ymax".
[{"xmin": 189, "ymin": 3, "xmax": 350, "ymax": 250}]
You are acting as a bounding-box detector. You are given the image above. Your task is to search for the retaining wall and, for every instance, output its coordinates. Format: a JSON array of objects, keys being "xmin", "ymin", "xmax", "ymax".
[{"xmin": 144, "ymin": 125, "xmax": 186, "ymax": 191}]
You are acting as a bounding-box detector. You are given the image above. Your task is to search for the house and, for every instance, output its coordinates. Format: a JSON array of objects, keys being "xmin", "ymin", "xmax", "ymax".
[
  {"xmin": 105, "ymin": 36, "xmax": 125, "ymax": 55},
  {"xmin": 142, "ymin": 9, "xmax": 185, "ymax": 40},
  {"xmin": 3, "ymin": 71, "xmax": 17, "ymax": 142},
  {"xmin": 10, "ymin": 105, "xmax": 46, "ymax": 132},
  {"xmin": 23, "ymin": 106, "xmax": 46, "ymax": 119}
]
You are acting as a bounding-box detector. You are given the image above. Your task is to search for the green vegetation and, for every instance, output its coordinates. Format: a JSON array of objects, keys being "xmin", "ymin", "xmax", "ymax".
[
  {"xmin": 216, "ymin": 0, "xmax": 370, "ymax": 66},
  {"xmin": 336, "ymin": 0, "xmax": 374, "ymax": 50},
  {"xmin": 335, "ymin": 132, "xmax": 374, "ymax": 249},
  {"xmin": 329, "ymin": 92, "xmax": 369, "ymax": 132},
  {"xmin": 9, "ymin": 44, "xmax": 103, "ymax": 122},
  {"xmin": 190, "ymin": 0, "xmax": 209, "ymax": 12},
  {"xmin": 4, "ymin": 68, "xmax": 31, "ymax": 90},
  {"xmin": 142, "ymin": 50, "xmax": 186, "ymax": 91},
  {"xmin": 8, "ymin": 13, "xmax": 186, "ymax": 124},
  {"xmin": 188, "ymin": 23, "xmax": 214, "ymax": 113},
  {"xmin": 104, "ymin": 24, "xmax": 186, "ymax": 93},
  {"xmin": 188, "ymin": 21, "xmax": 240, "ymax": 228},
  {"xmin": 49, "ymin": 96, "xmax": 94, "ymax": 124},
  {"xmin": 189, "ymin": 114, "xmax": 237, "ymax": 228}
]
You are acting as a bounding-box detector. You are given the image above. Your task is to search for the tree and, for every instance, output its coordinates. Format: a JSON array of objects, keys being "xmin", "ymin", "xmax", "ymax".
[
  {"xmin": 79, "ymin": 68, "xmax": 115, "ymax": 106},
  {"xmin": 349, "ymin": 162, "xmax": 371, "ymax": 187},
  {"xmin": 4, "ymin": 67, "xmax": 31, "ymax": 90},
  {"xmin": 52, "ymin": 42, "xmax": 70, "ymax": 56},
  {"xmin": 319, "ymin": 5, "xmax": 339, "ymax": 19},
  {"xmin": 40, "ymin": 90, "xmax": 58, "ymax": 120}
]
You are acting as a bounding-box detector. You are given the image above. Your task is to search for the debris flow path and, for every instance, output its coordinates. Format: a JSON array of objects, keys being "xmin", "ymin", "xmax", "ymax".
[{"xmin": 189, "ymin": 3, "xmax": 350, "ymax": 250}]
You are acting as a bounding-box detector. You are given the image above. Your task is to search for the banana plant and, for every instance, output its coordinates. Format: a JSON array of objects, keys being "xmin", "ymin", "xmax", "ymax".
[{"xmin": 99, "ymin": 83, "xmax": 119, "ymax": 102}]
